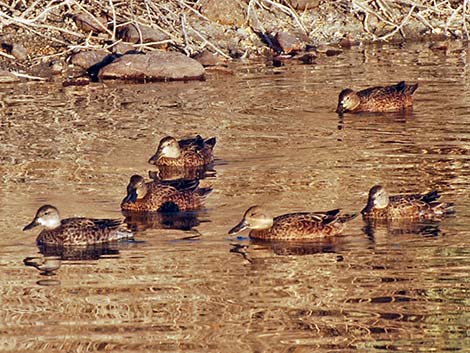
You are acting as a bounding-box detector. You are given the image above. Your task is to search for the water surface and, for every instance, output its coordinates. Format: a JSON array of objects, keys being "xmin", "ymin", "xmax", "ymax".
[{"xmin": 1, "ymin": 42, "xmax": 469, "ymax": 352}]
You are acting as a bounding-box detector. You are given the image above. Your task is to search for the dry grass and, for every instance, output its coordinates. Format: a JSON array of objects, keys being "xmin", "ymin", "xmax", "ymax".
[{"xmin": 0, "ymin": 0, "xmax": 468, "ymax": 62}]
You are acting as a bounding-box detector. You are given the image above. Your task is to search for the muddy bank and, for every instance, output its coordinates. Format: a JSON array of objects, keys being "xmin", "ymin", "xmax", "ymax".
[{"xmin": 0, "ymin": 0, "xmax": 468, "ymax": 82}]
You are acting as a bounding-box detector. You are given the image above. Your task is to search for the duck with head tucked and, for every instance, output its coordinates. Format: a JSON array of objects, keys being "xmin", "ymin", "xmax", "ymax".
[
  {"xmin": 361, "ymin": 185, "xmax": 455, "ymax": 220},
  {"xmin": 148, "ymin": 135, "xmax": 216, "ymax": 168},
  {"xmin": 336, "ymin": 81, "xmax": 418, "ymax": 114},
  {"xmin": 228, "ymin": 206, "xmax": 357, "ymax": 241},
  {"xmin": 121, "ymin": 174, "xmax": 212, "ymax": 213},
  {"xmin": 23, "ymin": 205, "xmax": 133, "ymax": 246}
]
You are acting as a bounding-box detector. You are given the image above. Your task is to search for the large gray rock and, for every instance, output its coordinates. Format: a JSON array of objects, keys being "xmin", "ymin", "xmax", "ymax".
[
  {"xmin": 117, "ymin": 24, "xmax": 169, "ymax": 44},
  {"xmin": 98, "ymin": 51, "xmax": 205, "ymax": 81},
  {"xmin": 275, "ymin": 31, "xmax": 304, "ymax": 54},
  {"xmin": 199, "ymin": 0, "xmax": 245, "ymax": 26},
  {"xmin": 287, "ymin": 0, "xmax": 320, "ymax": 10},
  {"xmin": 74, "ymin": 13, "xmax": 108, "ymax": 33},
  {"xmin": 70, "ymin": 50, "xmax": 109, "ymax": 69}
]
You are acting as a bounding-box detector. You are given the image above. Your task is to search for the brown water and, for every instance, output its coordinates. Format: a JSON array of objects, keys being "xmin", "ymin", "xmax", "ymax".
[{"xmin": 1, "ymin": 43, "xmax": 469, "ymax": 352}]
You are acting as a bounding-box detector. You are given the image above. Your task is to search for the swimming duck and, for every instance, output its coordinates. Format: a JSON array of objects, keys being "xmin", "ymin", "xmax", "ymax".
[
  {"xmin": 148, "ymin": 135, "xmax": 216, "ymax": 168},
  {"xmin": 228, "ymin": 206, "xmax": 357, "ymax": 241},
  {"xmin": 361, "ymin": 185, "xmax": 455, "ymax": 220},
  {"xmin": 23, "ymin": 205, "xmax": 133, "ymax": 246},
  {"xmin": 121, "ymin": 174, "xmax": 212, "ymax": 212},
  {"xmin": 336, "ymin": 81, "xmax": 418, "ymax": 114}
]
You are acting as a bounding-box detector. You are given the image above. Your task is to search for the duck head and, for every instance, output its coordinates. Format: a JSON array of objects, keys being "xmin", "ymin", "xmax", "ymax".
[
  {"xmin": 122, "ymin": 175, "xmax": 148, "ymax": 204},
  {"xmin": 23, "ymin": 205, "xmax": 61, "ymax": 231},
  {"xmin": 362, "ymin": 185, "xmax": 390, "ymax": 213},
  {"xmin": 228, "ymin": 206, "xmax": 274, "ymax": 235},
  {"xmin": 148, "ymin": 136, "xmax": 181, "ymax": 164},
  {"xmin": 336, "ymin": 89, "xmax": 360, "ymax": 114}
]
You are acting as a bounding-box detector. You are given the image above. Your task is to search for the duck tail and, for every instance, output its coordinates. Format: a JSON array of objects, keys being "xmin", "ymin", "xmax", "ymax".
[
  {"xmin": 431, "ymin": 201, "xmax": 456, "ymax": 216},
  {"xmin": 205, "ymin": 137, "xmax": 217, "ymax": 150},
  {"xmin": 407, "ymin": 82, "xmax": 419, "ymax": 94},
  {"xmin": 396, "ymin": 81, "xmax": 418, "ymax": 95},
  {"xmin": 422, "ymin": 190, "xmax": 441, "ymax": 203}
]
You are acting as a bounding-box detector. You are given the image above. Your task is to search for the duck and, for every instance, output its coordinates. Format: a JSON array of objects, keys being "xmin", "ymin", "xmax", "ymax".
[
  {"xmin": 228, "ymin": 206, "xmax": 357, "ymax": 241},
  {"xmin": 121, "ymin": 174, "xmax": 212, "ymax": 212},
  {"xmin": 336, "ymin": 81, "xmax": 418, "ymax": 114},
  {"xmin": 361, "ymin": 185, "xmax": 455, "ymax": 220},
  {"xmin": 23, "ymin": 205, "xmax": 133, "ymax": 246},
  {"xmin": 148, "ymin": 135, "xmax": 216, "ymax": 168}
]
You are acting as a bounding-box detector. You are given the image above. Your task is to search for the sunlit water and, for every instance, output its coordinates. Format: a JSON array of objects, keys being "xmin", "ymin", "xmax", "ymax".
[{"xmin": 1, "ymin": 43, "xmax": 469, "ymax": 352}]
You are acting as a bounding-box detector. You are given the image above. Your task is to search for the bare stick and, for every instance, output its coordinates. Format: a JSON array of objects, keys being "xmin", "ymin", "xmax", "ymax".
[
  {"xmin": 0, "ymin": 51, "xmax": 15, "ymax": 59},
  {"xmin": 109, "ymin": 0, "xmax": 117, "ymax": 41},
  {"xmin": 463, "ymin": 0, "xmax": 469, "ymax": 39},
  {"xmin": 11, "ymin": 71, "xmax": 47, "ymax": 81},
  {"xmin": 187, "ymin": 24, "xmax": 231, "ymax": 59}
]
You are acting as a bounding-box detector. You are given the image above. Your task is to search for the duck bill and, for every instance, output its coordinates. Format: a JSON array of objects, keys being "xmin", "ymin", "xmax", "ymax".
[
  {"xmin": 228, "ymin": 220, "xmax": 248, "ymax": 235},
  {"xmin": 148, "ymin": 152, "xmax": 159, "ymax": 165},
  {"xmin": 335, "ymin": 104, "xmax": 345, "ymax": 114},
  {"xmin": 23, "ymin": 219, "xmax": 39, "ymax": 231},
  {"xmin": 122, "ymin": 190, "xmax": 137, "ymax": 204}
]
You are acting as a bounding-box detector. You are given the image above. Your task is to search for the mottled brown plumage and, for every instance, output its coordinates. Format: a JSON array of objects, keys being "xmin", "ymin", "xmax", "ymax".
[
  {"xmin": 228, "ymin": 206, "xmax": 357, "ymax": 241},
  {"xmin": 148, "ymin": 135, "xmax": 216, "ymax": 168},
  {"xmin": 121, "ymin": 175, "xmax": 212, "ymax": 212},
  {"xmin": 23, "ymin": 205, "xmax": 133, "ymax": 246},
  {"xmin": 336, "ymin": 81, "xmax": 418, "ymax": 114},
  {"xmin": 361, "ymin": 185, "xmax": 455, "ymax": 220}
]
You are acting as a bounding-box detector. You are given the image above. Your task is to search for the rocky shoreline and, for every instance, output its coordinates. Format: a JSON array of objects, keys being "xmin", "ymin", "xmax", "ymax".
[{"xmin": 0, "ymin": 1, "xmax": 467, "ymax": 84}]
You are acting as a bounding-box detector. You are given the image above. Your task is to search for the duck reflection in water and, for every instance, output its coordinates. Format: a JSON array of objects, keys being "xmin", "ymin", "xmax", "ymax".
[
  {"xmin": 24, "ymin": 256, "xmax": 61, "ymax": 276},
  {"xmin": 148, "ymin": 165, "xmax": 216, "ymax": 182},
  {"xmin": 123, "ymin": 209, "xmax": 205, "ymax": 232},
  {"xmin": 362, "ymin": 218, "xmax": 443, "ymax": 241},
  {"xmin": 230, "ymin": 237, "xmax": 343, "ymax": 260},
  {"xmin": 36, "ymin": 242, "xmax": 124, "ymax": 261}
]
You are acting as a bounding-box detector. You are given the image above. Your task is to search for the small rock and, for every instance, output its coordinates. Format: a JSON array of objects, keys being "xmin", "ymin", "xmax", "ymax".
[
  {"xmin": 49, "ymin": 60, "xmax": 64, "ymax": 74},
  {"xmin": 111, "ymin": 42, "xmax": 135, "ymax": 54},
  {"xmin": 325, "ymin": 48, "xmax": 342, "ymax": 57},
  {"xmin": 117, "ymin": 24, "xmax": 169, "ymax": 46},
  {"xmin": 2, "ymin": 42, "xmax": 28, "ymax": 60},
  {"xmin": 429, "ymin": 41, "xmax": 448, "ymax": 51},
  {"xmin": 98, "ymin": 51, "xmax": 205, "ymax": 81},
  {"xmin": 339, "ymin": 36, "xmax": 352, "ymax": 49},
  {"xmin": 63, "ymin": 76, "xmax": 91, "ymax": 87},
  {"xmin": 275, "ymin": 31, "xmax": 304, "ymax": 54},
  {"xmin": 199, "ymin": 0, "xmax": 245, "ymax": 26},
  {"xmin": 192, "ymin": 50, "xmax": 226, "ymax": 67},
  {"xmin": 287, "ymin": 0, "xmax": 320, "ymax": 10},
  {"xmin": 74, "ymin": 13, "xmax": 107, "ymax": 33},
  {"xmin": 0, "ymin": 70, "xmax": 20, "ymax": 83},
  {"xmin": 70, "ymin": 50, "xmax": 109, "ymax": 69},
  {"xmin": 12, "ymin": 44, "xmax": 27, "ymax": 60},
  {"xmin": 272, "ymin": 52, "xmax": 316, "ymax": 66}
]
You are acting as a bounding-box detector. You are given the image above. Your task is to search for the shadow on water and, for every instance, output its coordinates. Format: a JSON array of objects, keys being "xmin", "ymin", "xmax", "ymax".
[
  {"xmin": 36, "ymin": 241, "xmax": 138, "ymax": 260},
  {"xmin": 122, "ymin": 209, "xmax": 208, "ymax": 232},
  {"xmin": 230, "ymin": 237, "xmax": 344, "ymax": 261},
  {"xmin": 362, "ymin": 219, "xmax": 444, "ymax": 240},
  {"xmin": 148, "ymin": 165, "xmax": 217, "ymax": 181}
]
